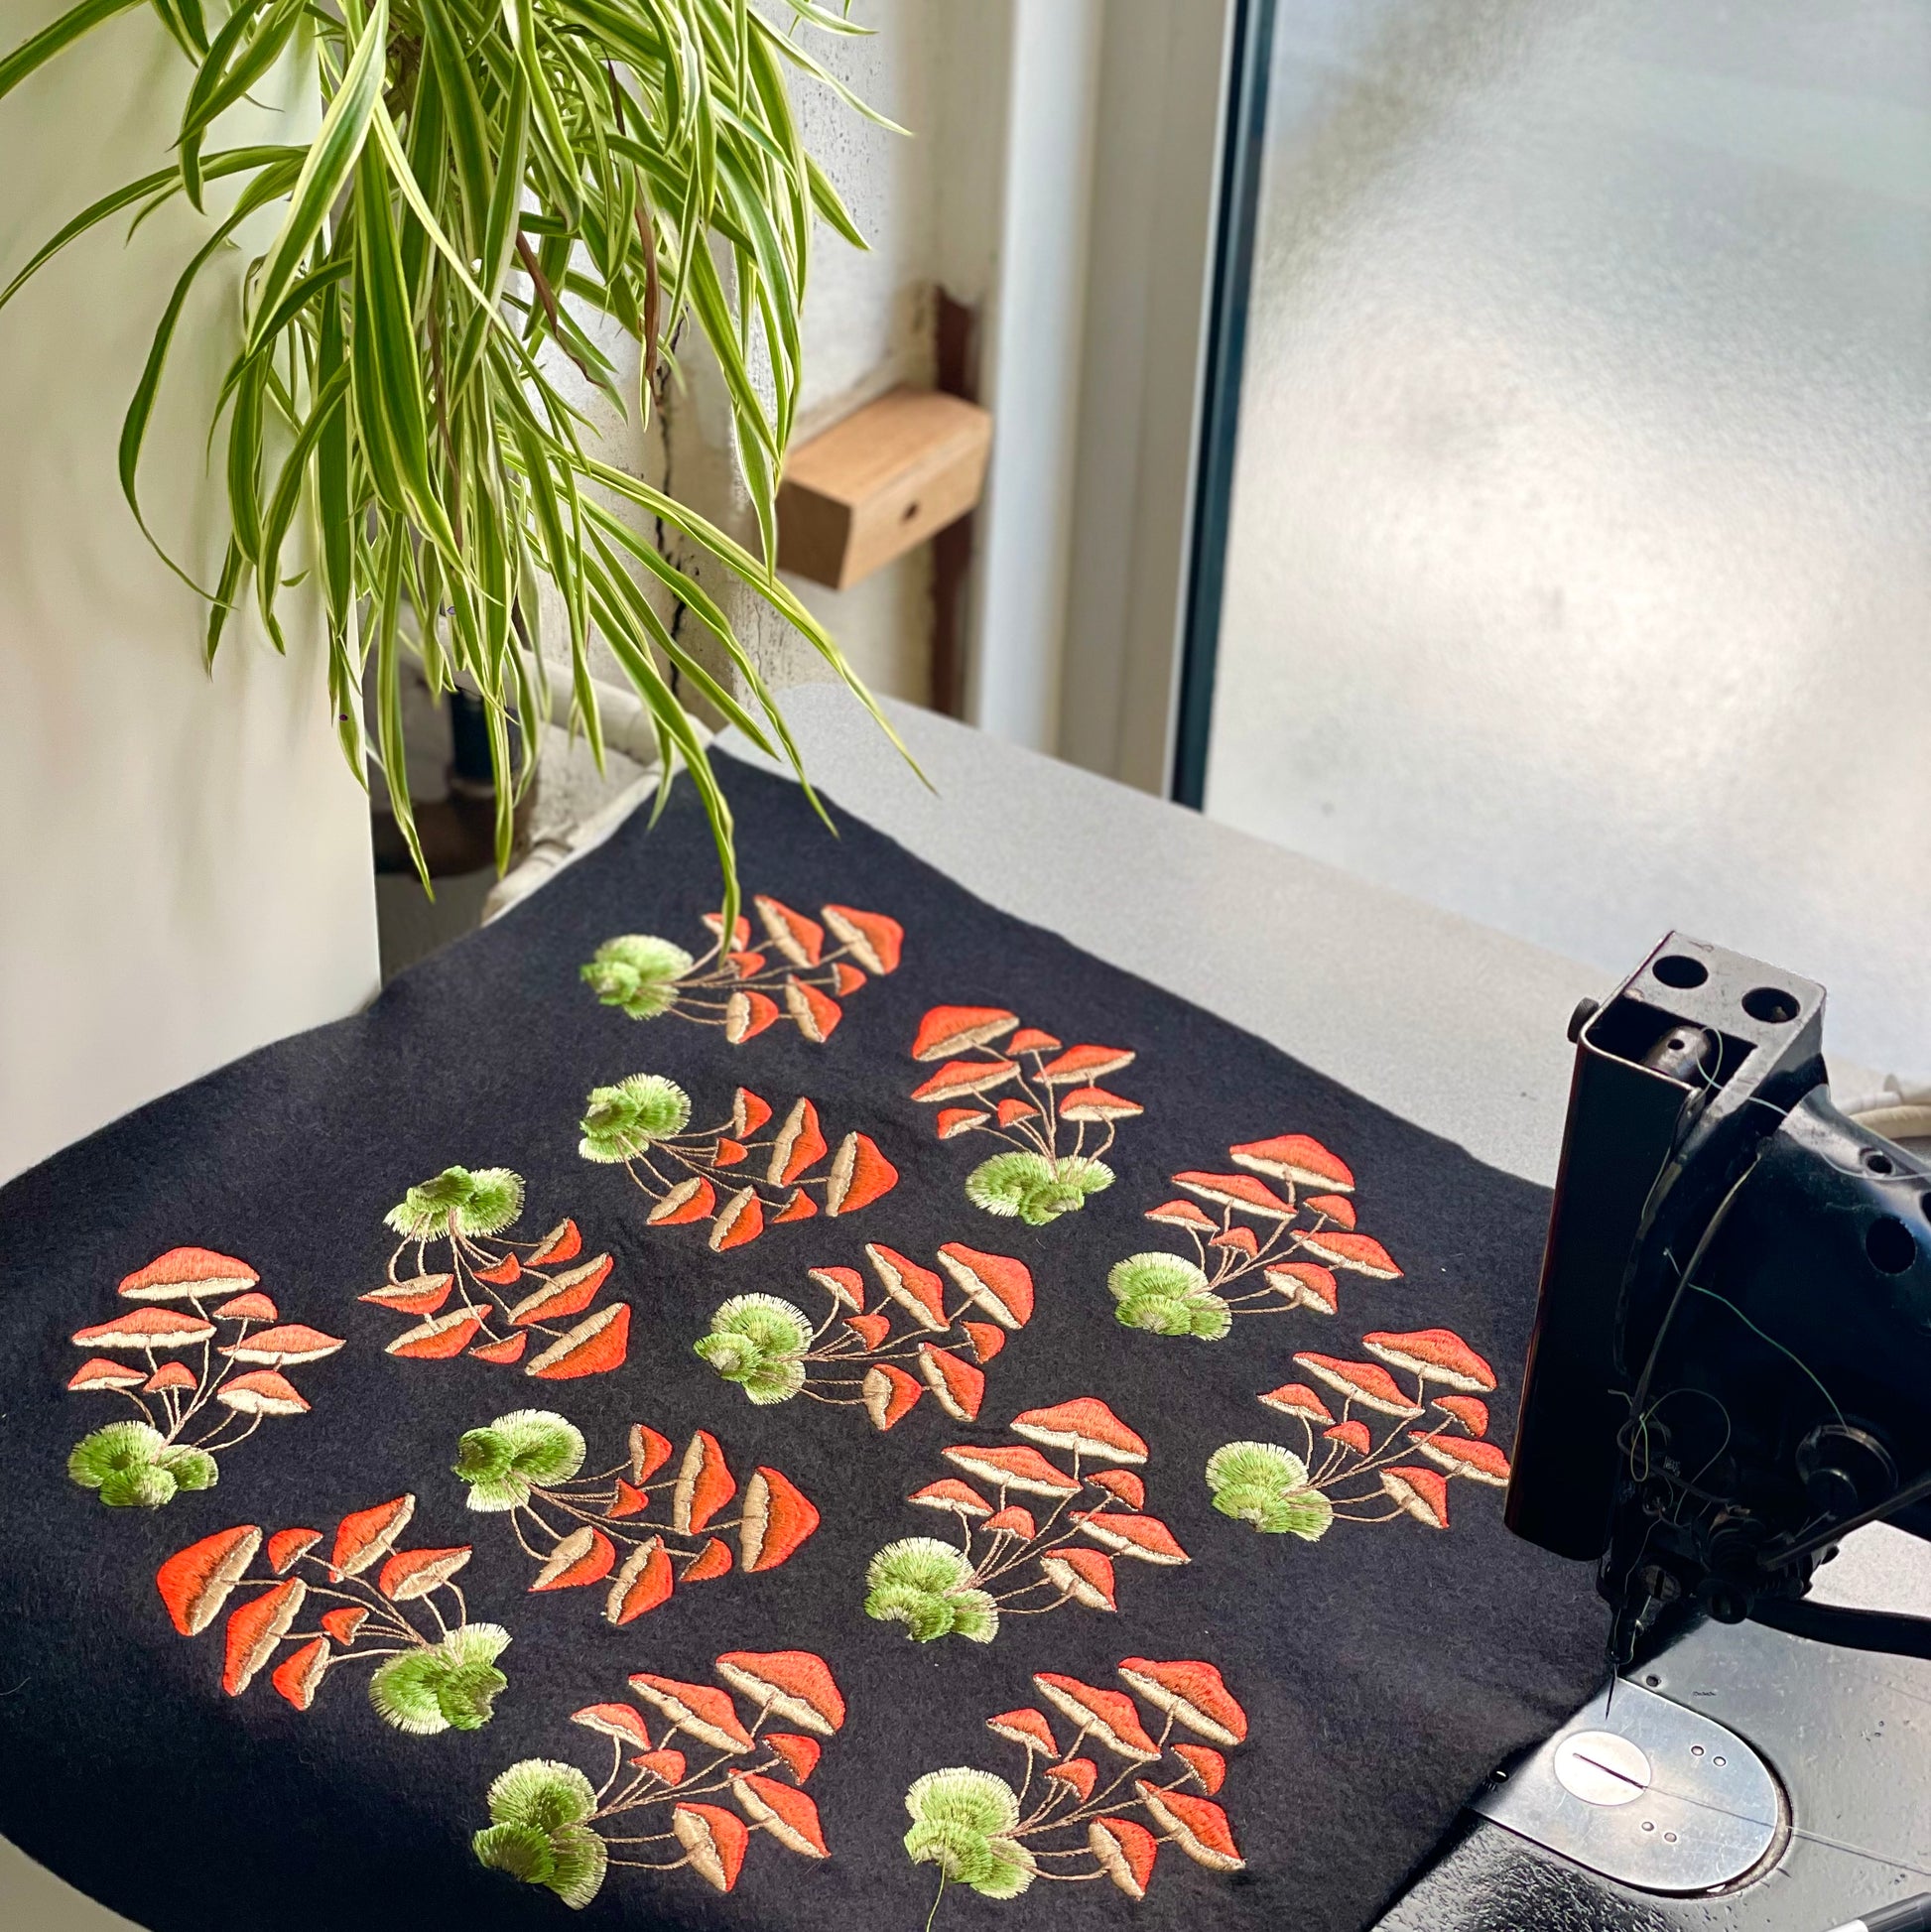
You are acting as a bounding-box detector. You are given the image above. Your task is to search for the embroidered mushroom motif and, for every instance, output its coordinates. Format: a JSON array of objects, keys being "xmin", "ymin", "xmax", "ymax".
[
  {"xmin": 693, "ymin": 1241, "xmax": 1034, "ymax": 1427},
  {"xmin": 1206, "ymin": 1330, "xmax": 1508, "ymax": 1540},
  {"xmin": 366, "ymin": 1167, "xmax": 630, "ymax": 1377},
  {"xmin": 577, "ymin": 1076, "xmax": 897, "ymax": 1244},
  {"xmin": 864, "ymin": 1398, "xmax": 1187, "ymax": 1644},
  {"xmin": 1105, "ymin": 1128, "xmax": 1408, "ymax": 1342},
  {"xmin": 64, "ymin": 1247, "xmax": 343, "ymax": 1507},
  {"xmin": 473, "ymin": 1651, "xmax": 846, "ymax": 1909},
  {"xmin": 581, "ymin": 897, "xmax": 903, "ymax": 1043},
  {"xmin": 902, "ymin": 1657, "xmax": 1248, "ymax": 1912},
  {"xmin": 907, "ymin": 1005, "xmax": 1140, "ymax": 1224},
  {"xmin": 452, "ymin": 1410, "xmax": 820, "ymax": 1622},
  {"xmin": 155, "ymin": 1496, "xmax": 511, "ymax": 1731}
]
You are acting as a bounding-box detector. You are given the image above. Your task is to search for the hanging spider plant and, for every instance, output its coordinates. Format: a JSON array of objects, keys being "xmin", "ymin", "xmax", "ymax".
[{"xmin": 0, "ymin": 0, "xmax": 904, "ymax": 927}]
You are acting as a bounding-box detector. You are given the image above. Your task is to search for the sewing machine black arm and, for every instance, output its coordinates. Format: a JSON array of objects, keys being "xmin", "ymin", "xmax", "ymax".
[{"xmin": 1505, "ymin": 934, "xmax": 1931, "ymax": 1666}]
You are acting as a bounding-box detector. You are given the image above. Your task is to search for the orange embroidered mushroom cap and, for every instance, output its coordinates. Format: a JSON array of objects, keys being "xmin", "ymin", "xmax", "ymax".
[
  {"xmin": 215, "ymin": 1370, "xmax": 311, "ymax": 1416},
  {"xmin": 1174, "ymin": 1742, "xmax": 1226, "ymax": 1794},
  {"xmin": 1072, "ymin": 1512, "xmax": 1191, "ymax": 1566},
  {"xmin": 673, "ymin": 1431, "xmax": 736, "ymax": 1535},
  {"xmin": 222, "ymin": 1577, "xmax": 307, "ymax": 1695},
  {"xmin": 765, "ymin": 1732, "xmax": 822, "ymax": 1782},
  {"xmin": 682, "ymin": 1538, "xmax": 733, "ymax": 1583},
  {"xmin": 1298, "ymin": 1229, "xmax": 1403, "ymax": 1279},
  {"xmin": 1059, "ymin": 1086, "xmax": 1143, "ymax": 1122},
  {"xmin": 865, "ymin": 1245, "xmax": 948, "ymax": 1330},
  {"xmin": 270, "ymin": 1636, "xmax": 330, "ymax": 1712},
  {"xmin": 983, "ymin": 1504, "xmax": 1037, "ymax": 1538},
  {"xmin": 531, "ymin": 1526, "xmax": 616, "ymax": 1592},
  {"xmin": 629, "ymin": 1423, "xmax": 674, "ymax": 1481},
  {"xmin": 220, "ymin": 1323, "xmax": 345, "ymax": 1367},
  {"xmin": 1361, "ymin": 1327, "xmax": 1496, "ymax": 1393},
  {"xmin": 909, "ymin": 1478, "xmax": 993, "ymax": 1520},
  {"xmin": 1044, "ymin": 1756, "xmax": 1099, "ymax": 1800},
  {"xmin": 1037, "ymin": 1044, "xmax": 1136, "ymax": 1086},
  {"xmin": 1412, "ymin": 1434, "xmax": 1513, "ymax": 1486},
  {"xmin": 572, "ymin": 1703, "xmax": 653, "ymax": 1749},
  {"xmin": 1435, "ymin": 1394, "xmax": 1490, "ymax": 1438},
  {"xmin": 753, "ymin": 896, "xmax": 826, "ymax": 968},
  {"xmin": 730, "ymin": 1771, "xmax": 828, "ymax": 1858},
  {"xmin": 962, "ymin": 1321, "xmax": 1006, "ymax": 1363},
  {"xmin": 118, "ymin": 1246, "xmax": 259, "ymax": 1302},
  {"xmin": 1305, "ymin": 1193, "xmax": 1355, "ymax": 1228},
  {"xmin": 942, "ymin": 1443, "xmax": 1080, "ymax": 1498},
  {"xmin": 739, "ymin": 1467, "xmax": 820, "ymax": 1571},
  {"xmin": 807, "ymin": 1265, "xmax": 865, "ymax": 1311},
  {"xmin": 715, "ymin": 1650, "xmax": 846, "ymax": 1736},
  {"xmin": 1211, "ymin": 1225, "xmax": 1260, "ymax": 1258},
  {"xmin": 1173, "ymin": 1171, "xmax": 1296, "ymax": 1221},
  {"xmin": 376, "ymin": 1546, "xmax": 472, "ymax": 1602},
  {"xmin": 1090, "ymin": 1817, "xmax": 1158, "ymax": 1899},
  {"xmin": 910, "ymin": 1057, "xmax": 1020, "ymax": 1104},
  {"xmin": 1088, "ymin": 1468, "xmax": 1146, "ymax": 1509},
  {"xmin": 1032, "ymin": 1675, "xmax": 1161, "ymax": 1760},
  {"xmin": 822, "ymin": 904, "xmax": 904, "ymax": 975},
  {"xmin": 1007, "ymin": 1027, "xmax": 1061, "ymax": 1055},
  {"xmin": 320, "ymin": 1606, "xmax": 367, "ymax": 1644},
  {"xmin": 708, "ymin": 1188, "xmax": 764, "ymax": 1254},
  {"xmin": 862, "ymin": 1362, "xmax": 923, "ymax": 1430},
  {"xmin": 783, "ymin": 976, "xmax": 842, "ymax": 1044},
  {"xmin": 935, "ymin": 1244, "xmax": 1035, "ymax": 1328},
  {"xmin": 629, "ymin": 1676, "xmax": 755, "ymax": 1754},
  {"xmin": 385, "ymin": 1310, "xmax": 483, "ymax": 1359},
  {"xmin": 723, "ymin": 989, "xmax": 781, "ymax": 1044},
  {"xmin": 650, "ymin": 1177, "xmax": 716, "ymax": 1227},
  {"xmin": 143, "ymin": 1361, "xmax": 198, "ymax": 1394},
  {"xmin": 1325, "ymin": 1420, "xmax": 1371, "ymax": 1456},
  {"xmin": 985, "ymin": 1707, "xmax": 1059, "ymax": 1756},
  {"xmin": 266, "ymin": 1527, "xmax": 322, "ymax": 1573},
  {"xmin": 1292, "ymin": 1352, "xmax": 1424, "ymax": 1418},
  {"xmin": 605, "ymin": 1538, "xmax": 673, "ymax": 1623},
  {"xmin": 1039, "ymin": 1548, "xmax": 1117, "ymax": 1612},
  {"xmin": 1134, "ymin": 1782, "xmax": 1245, "ymax": 1870},
  {"xmin": 528, "ymin": 1219, "xmax": 582, "ymax": 1266},
  {"xmin": 212, "ymin": 1292, "xmax": 279, "ymax": 1323},
  {"xmin": 66, "ymin": 1357, "xmax": 145, "ymax": 1392},
  {"xmin": 1227, "ymin": 1132, "xmax": 1355, "ymax": 1192},
  {"xmin": 1381, "ymin": 1465, "xmax": 1453, "ymax": 1528},
  {"xmin": 1145, "ymin": 1198, "xmax": 1218, "ymax": 1231},
  {"xmin": 732, "ymin": 1087, "xmax": 774, "ymax": 1137},
  {"xmin": 72, "ymin": 1307, "xmax": 215, "ymax": 1352},
  {"xmin": 507, "ymin": 1254, "xmax": 613, "ymax": 1328},
  {"xmin": 1117, "ymin": 1658, "xmax": 1248, "ymax": 1746},
  {"xmin": 767, "ymin": 1098, "xmax": 828, "ymax": 1187},
  {"xmin": 825, "ymin": 1133, "xmax": 898, "ymax": 1216},
  {"xmin": 1010, "ymin": 1397, "xmax": 1148, "ymax": 1465},
  {"xmin": 525, "ymin": 1301, "xmax": 630, "ymax": 1379},
  {"xmin": 910, "ymin": 1005, "xmax": 1019, "ymax": 1062},
  {"xmin": 995, "ymin": 1097, "xmax": 1038, "ymax": 1125},
  {"xmin": 157, "ymin": 1524, "xmax": 262, "ymax": 1635},
  {"xmin": 327, "ymin": 1495, "xmax": 417, "ymax": 1580},
  {"xmin": 917, "ymin": 1345, "xmax": 985, "ymax": 1422},
  {"xmin": 843, "ymin": 1313, "xmax": 891, "ymax": 1350},
  {"xmin": 630, "ymin": 1747, "xmax": 687, "ymax": 1785},
  {"xmin": 362, "ymin": 1274, "xmax": 454, "ymax": 1317},
  {"xmin": 936, "ymin": 1106, "xmax": 989, "ymax": 1140},
  {"xmin": 1263, "ymin": 1263, "xmax": 1340, "ymax": 1315},
  {"xmin": 1257, "ymin": 1381, "xmax": 1337, "ymax": 1426},
  {"xmin": 674, "ymin": 1801, "xmax": 750, "ymax": 1892}
]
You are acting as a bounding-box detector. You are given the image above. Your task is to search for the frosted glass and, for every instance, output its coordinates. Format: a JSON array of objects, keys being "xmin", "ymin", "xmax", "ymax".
[{"xmin": 1205, "ymin": 0, "xmax": 1931, "ymax": 1073}]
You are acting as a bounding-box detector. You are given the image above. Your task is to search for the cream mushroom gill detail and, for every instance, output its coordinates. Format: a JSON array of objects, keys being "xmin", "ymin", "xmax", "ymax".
[
  {"xmin": 1107, "ymin": 1131, "xmax": 1405, "ymax": 1341},
  {"xmin": 908, "ymin": 1005, "xmax": 1142, "ymax": 1225},
  {"xmin": 155, "ymin": 1495, "xmax": 511, "ymax": 1733},
  {"xmin": 65, "ymin": 1247, "xmax": 344, "ymax": 1508},
  {"xmin": 864, "ymin": 1399, "xmax": 1189, "ymax": 1644},
  {"xmin": 1206, "ymin": 1329, "xmax": 1512, "ymax": 1541},
  {"xmin": 369, "ymin": 1169, "xmax": 630, "ymax": 1378},
  {"xmin": 903, "ymin": 1657, "xmax": 1248, "ymax": 1910},
  {"xmin": 580, "ymin": 896, "xmax": 904, "ymax": 1045},
  {"xmin": 472, "ymin": 1650, "xmax": 847, "ymax": 1910},
  {"xmin": 453, "ymin": 1410, "xmax": 820, "ymax": 1625},
  {"xmin": 694, "ymin": 1242, "xmax": 1035, "ymax": 1429},
  {"xmin": 577, "ymin": 1075, "xmax": 898, "ymax": 1248}
]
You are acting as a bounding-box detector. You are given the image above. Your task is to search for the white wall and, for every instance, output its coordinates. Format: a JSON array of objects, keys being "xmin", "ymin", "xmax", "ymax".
[
  {"xmin": 0, "ymin": 11, "xmax": 379, "ymax": 1185},
  {"xmin": 1206, "ymin": 0, "xmax": 1931, "ymax": 1074}
]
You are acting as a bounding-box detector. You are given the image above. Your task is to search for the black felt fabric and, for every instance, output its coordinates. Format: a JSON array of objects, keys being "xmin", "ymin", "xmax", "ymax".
[{"xmin": 0, "ymin": 750, "xmax": 1606, "ymax": 1932}]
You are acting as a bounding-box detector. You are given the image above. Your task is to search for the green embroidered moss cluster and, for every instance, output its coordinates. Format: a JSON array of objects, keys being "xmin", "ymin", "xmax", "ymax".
[
  {"xmin": 1108, "ymin": 1251, "xmax": 1232, "ymax": 1340},
  {"xmin": 67, "ymin": 1421, "xmax": 218, "ymax": 1508},
  {"xmin": 453, "ymin": 1410, "xmax": 587, "ymax": 1511},
  {"xmin": 694, "ymin": 1295, "xmax": 812, "ymax": 1405},
  {"xmin": 863, "ymin": 1538, "xmax": 1000, "ymax": 1643},
  {"xmin": 577, "ymin": 1075, "xmax": 693, "ymax": 1164},
  {"xmin": 370, "ymin": 1624, "xmax": 513, "ymax": 1736},
  {"xmin": 385, "ymin": 1166, "xmax": 526, "ymax": 1241},
  {"xmin": 902, "ymin": 1767, "xmax": 1036, "ymax": 1898},
  {"xmin": 1205, "ymin": 1441, "xmax": 1335, "ymax": 1540},
  {"xmin": 579, "ymin": 936, "xmax": 697, "ymax": 1021},
  {"xmin": 965, "ymin": 1151, "xmax": 1113, "ymax": 1226},
  {"xmin": 473, "ymin": 1759, "xmax": 609, "ymax": 1910}
]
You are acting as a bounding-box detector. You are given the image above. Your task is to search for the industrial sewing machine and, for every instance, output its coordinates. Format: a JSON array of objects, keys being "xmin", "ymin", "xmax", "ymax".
[{"xmin": 1379, "ymin": 935, "xmax": 1931, "ymax": 1927}]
